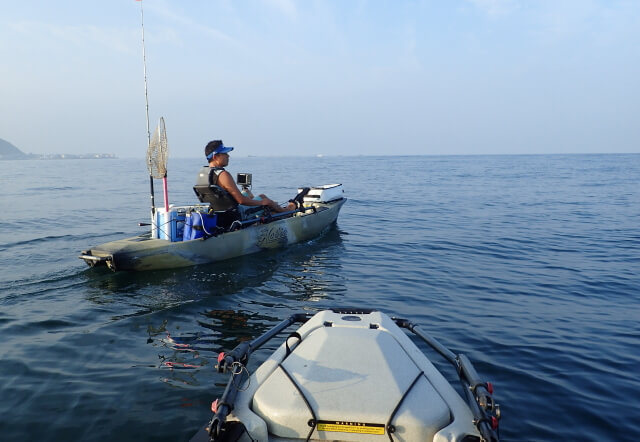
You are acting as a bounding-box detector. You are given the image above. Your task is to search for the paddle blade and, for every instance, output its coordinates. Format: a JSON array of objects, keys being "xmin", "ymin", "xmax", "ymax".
[{"xmin": 147, "ymin": 117, "xmax": 168, "ymax": 178}]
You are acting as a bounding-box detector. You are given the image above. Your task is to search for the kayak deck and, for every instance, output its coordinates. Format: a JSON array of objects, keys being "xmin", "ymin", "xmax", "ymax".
[
  {"xmin": 248, "ymin": 316, "xmax": 453, "ymax": 440},
  {"xmin": 196, "ymin": 308, "xmax": 500, "ymax": 442},
  {"xmin": 79, "ymin": 198, "xmax": 345, "ymax": 271}
]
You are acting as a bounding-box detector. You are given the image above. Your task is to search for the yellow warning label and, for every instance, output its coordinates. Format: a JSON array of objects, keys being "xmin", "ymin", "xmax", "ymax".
[{"xmin": 316, "ymin": 420, "xmax": 385, "ymax": 435}]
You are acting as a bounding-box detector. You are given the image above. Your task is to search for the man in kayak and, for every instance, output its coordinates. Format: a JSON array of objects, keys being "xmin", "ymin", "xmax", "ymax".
[{"xmin": 199, "ymin": 140, "xmax": 295, "ymax": 215}]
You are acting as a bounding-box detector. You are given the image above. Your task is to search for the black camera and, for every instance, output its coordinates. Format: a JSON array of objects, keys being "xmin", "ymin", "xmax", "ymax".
[{"xmin": 237, "ymin": 173, "xmax": 252, "ymax": 189}]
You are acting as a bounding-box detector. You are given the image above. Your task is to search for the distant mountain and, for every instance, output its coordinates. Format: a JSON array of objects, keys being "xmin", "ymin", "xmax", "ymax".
[
  {"xmin": 0, "ymin": 138, "xmax": 116, "ymax": 160},
  {"xmin": 0, "ymin": 138, "xmax": 28, "ymax": 159}
]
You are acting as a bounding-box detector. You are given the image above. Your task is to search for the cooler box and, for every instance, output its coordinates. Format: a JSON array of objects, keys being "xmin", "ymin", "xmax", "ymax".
[
  {"xmin": 153, "ymin": 207, "xmax": 186, "ymax": 242},
  {"xmin": 300, "ymin": 184, "xmax": 344, "ymax": 204}
]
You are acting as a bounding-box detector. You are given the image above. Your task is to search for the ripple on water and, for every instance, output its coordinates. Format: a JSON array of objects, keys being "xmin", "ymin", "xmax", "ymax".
[{"xmin": 1, "ymin": 155, "xmax": 639, "ymax": 441}]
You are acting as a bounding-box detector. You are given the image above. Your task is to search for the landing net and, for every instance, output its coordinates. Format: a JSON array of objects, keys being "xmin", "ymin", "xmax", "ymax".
[{"xmin": 147, "ymin": 117, "xmax": 168, "ymax": 178}]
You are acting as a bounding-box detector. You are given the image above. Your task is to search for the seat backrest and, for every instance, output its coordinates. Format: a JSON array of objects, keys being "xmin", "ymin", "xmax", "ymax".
[
  {"xmin": 193, "ymin": 184, "xmax": 238, "ymax": 212},
  {"xmin": 194, "ymin": 166, "xmax": 240, "ymax": 213}
]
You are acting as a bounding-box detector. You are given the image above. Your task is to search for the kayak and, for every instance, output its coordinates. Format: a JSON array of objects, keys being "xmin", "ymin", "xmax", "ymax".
[
  {"xmin": 79, "ymin": 184, "xmax": 345, "ymax": 272},
  {"xmin": 191, "ymin": 308, "xmax": 501, "ymax": 442}
]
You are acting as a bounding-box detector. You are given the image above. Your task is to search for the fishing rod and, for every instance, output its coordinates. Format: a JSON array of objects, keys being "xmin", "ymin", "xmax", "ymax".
[
  {"xmin": 139, "ymin": 0, "xmax": 169, "ymax": 216},
  {"xmin": 139, "ymin": 0, "xmax": 155, "ymax": 215}
]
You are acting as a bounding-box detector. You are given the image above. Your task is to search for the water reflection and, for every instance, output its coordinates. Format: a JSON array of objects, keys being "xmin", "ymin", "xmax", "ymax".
[
  {"xmin": 82, "ymin": 226, "xmax": 345, "ymax": 312},
  {"xmin": 80, "ymin": 226, "xmax": 345, "ymax": 390},
  {"xmin": 156, "ymin": 228, "xmax": 347, "ymax": 388}
]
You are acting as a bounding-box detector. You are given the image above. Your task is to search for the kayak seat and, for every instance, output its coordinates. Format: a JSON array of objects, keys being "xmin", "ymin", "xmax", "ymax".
[
  {"xmin": 193, "ymin": 182, "xmax": 270, "ymax": 230},
  {"xmin": 193, "ymin": 182, "xmax": 242, "ymax": 230},
  {"xmin": 193, "ymin": 183, "xmax": 237, "ymax": 212}
]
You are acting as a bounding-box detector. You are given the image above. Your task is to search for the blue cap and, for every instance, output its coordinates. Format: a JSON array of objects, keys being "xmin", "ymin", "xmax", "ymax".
[{"xmin": 205, "ymin": 141, "xmax": 234, "ymax": 160}]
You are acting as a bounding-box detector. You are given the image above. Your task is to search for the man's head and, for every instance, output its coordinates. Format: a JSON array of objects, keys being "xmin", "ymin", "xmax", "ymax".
[{"xmin": 205, "ymin": 140, "xmax": 234, "ymax": 161}]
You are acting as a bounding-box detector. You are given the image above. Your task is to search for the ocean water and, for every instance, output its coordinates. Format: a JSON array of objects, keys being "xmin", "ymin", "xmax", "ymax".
[{"xmin": 0, "ymin": 154, "xmax": 638, "ymax": 442}]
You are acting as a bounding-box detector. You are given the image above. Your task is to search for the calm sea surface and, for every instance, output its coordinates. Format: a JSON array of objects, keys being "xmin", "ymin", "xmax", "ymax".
[{"xmin": 0, "ymin": 154, "xmax": 638, "ymax": 441}]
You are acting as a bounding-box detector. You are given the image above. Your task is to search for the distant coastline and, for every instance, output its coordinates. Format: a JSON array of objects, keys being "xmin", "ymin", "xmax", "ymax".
[
  {"xmin": 27, "ymin": 153, "xmax": 117, "ymax": 160},
  {"xmin": 0, "ymin": 137, "xmax": 116, "ymax": 160}
]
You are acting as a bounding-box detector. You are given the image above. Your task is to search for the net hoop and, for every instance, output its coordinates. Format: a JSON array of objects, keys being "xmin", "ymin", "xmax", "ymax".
[{"xmin": 147, "ymin": 117, "xmax": 168, "ymax": 179}]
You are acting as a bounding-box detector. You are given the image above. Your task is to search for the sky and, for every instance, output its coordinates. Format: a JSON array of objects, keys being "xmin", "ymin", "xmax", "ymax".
[{"xmin": 1, "ymin": 0, "xmax": 639, "ymax": 158}]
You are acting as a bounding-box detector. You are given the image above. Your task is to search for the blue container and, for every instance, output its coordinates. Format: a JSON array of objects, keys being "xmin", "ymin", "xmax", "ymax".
[
  {"xmin": 156, "ymin": 209, "xmax": 187, "ymax": 242},
  {"xmin": 183, "ymin": 212, "xmax": 217, "ymax": 241},
  {"xmin": 183, "ymin": 213, "xmax": 193, "ymax": 241}
]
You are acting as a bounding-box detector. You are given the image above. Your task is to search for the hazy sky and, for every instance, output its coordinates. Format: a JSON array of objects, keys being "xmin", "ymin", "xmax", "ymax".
[{"xmin": 1, "ymin": 0, "xmax": 638, "ymax": 157}]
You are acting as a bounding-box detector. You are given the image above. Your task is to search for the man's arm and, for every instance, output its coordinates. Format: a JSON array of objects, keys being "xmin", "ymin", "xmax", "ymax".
[{"xmin": 217, "ymin": 171, "xmax": 276, "ymax": 208}]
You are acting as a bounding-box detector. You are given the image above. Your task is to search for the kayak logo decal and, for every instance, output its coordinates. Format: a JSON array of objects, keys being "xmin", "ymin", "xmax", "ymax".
[
  {"xmin": 316, "ymin": 420, "xmax": 385, "ymax": 435},
  {"xmin": 257, "ymin": 225, "xmax": 288, "ymax": 249}
]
